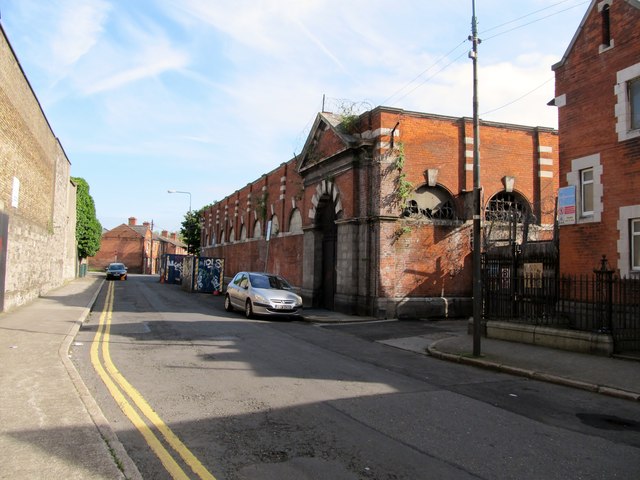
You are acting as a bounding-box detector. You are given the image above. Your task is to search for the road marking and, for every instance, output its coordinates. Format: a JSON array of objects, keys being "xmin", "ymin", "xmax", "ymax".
[{"xmin": 91, "ymin": 281, "xmax": 216, "ymax": 480}]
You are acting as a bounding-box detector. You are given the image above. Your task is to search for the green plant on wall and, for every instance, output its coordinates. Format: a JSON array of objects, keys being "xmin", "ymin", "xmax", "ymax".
[
  {"xmin": 392, "ymin": 224, "xmax": 412, "ymax": 244},
  {"xmin": 257, "ymin": 192, "xmax": 269, "ymax": 222},
  {"xmin": 336, "ymin": 102, "xmax": 359, "ymax": 134},
  {"xmin": 393, "ymin": 143, "xmax": 413, "ymax": 209}
]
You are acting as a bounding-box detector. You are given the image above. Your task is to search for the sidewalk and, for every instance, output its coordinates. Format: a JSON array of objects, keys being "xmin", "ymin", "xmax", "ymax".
[
  {"xmin": 423, "ymin": 324, "xmax": 640, "ymax": 402},
  {"xmin": 0, "ymin": 275, "xmax": 141, "ymax": 480},
  {"xmin": 1, "ymin": 281, "xmax": 637, "ymax": 480},
  {"xmin": 303, "ymin": 311, "xmax": 640, "ymax": 401}
]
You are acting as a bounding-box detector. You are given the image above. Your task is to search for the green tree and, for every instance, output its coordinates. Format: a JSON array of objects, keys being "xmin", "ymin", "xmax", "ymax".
[
  {"xmin": 72, "ymin": 177, "xmax": 102, "ymax": 259},
  {"xmin": 180, "ymin": 209, "xmax": 202, "ymax": 255}
]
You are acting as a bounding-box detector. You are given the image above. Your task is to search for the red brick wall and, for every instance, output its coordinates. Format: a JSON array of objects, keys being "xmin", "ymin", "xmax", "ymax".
[
  {"xmin": 202, "ymin": 107, "xmax": 558, "ymax": 307},
  {"xmin": 555, "ymin": 1, "xmax": 640, "ymax": 276},
  {"xmin": 374, "ymin": 110, "xmax": 557, "ymax": 298},
  {"xmin": 89, "ymin": 225, "xmax": 145, "ymax": 273},
  {"xmin": 201, "ymin": 159, "xmax": 305, "ymax": 285}
]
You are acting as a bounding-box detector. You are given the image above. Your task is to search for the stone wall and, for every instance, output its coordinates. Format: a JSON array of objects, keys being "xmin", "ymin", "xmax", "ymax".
[{"xmin": 0, "ymin": 25, "xmax": 76, "ymax": 311}]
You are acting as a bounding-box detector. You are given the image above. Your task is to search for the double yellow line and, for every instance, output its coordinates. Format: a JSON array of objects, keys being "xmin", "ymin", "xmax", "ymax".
[{"xmin": 91, "ymin": 281, "xmax": 216, "ymax": 480}]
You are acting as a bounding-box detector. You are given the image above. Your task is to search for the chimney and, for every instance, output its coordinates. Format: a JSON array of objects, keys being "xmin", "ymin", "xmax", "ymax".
[
  {"xmin": 161, "ymin": 230, "xmax": 168, "ymax": 238},
  {"xmin": 171, "ymin": 233, "xmax": 177, "ymax": 241},
  {"xmin": 128, "ymin": 217, "xmax": 137, "ymax": 226},
  {"xmin": 143, "ymin": 221, "xmax": 150, "ymax": 228}
]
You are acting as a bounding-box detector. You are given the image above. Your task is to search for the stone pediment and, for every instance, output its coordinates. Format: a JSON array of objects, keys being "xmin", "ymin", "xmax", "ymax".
[{"xmin": 297, "ymin": 112, "xmax": 359, "ymax": 173}]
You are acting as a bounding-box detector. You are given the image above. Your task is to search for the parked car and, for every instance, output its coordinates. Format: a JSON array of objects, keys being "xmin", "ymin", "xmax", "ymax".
[
  {"xmin": 224, "ymin": 271, "xmax": 303, "ymax": 319},
  {"xmin": 106, "ymin": 262, "xmax": 128, "ymax": 280}
]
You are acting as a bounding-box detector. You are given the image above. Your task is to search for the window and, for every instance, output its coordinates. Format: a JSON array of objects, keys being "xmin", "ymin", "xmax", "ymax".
[
  {"xmin": 289, "ymin": 208, "xmax": 303, "ymax": 233},
  {"xmin": 630, "ymin": 77, "xmax": 640, "ymax": 130},
  {"xmin": 485, "ymin": 192, "xmax": 529, "ymax": 223},
  {"xmin": 615, "ymin": 63, "xmax": 640, "ymax": 141},
  {"xmin": 253, "ymin": 219, "xmax": 262, "ymax": 238},
  {"xmin": 402, "ymin": 185, "xmax": 457, "ymax": 221},
  {"xmin": 633, "ymin": 219, "xmax": 640, "ymax": 271},
  {"xmin": 601, "ymin": 4, "xmax": 610, "ymax": 48},
  {"xmin": 581, "ymin": 168, "xmax": 594, "ymax": 216}
]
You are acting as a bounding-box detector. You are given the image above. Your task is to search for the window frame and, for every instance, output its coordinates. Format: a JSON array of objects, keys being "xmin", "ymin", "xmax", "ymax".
[
  {"xmin": 629, "ymin": 77, "xmax": 640, "ymax": 131},
  {"xmin": 566, "ymin": 154, "xmax": 602, "ymax": 224},
  {"xmin": 615, "ymin": 63, "xmax": 640, "ymax": 142},
  {"xmin": 632, "ymin": 219, "xmax": 640, "ymax": 271},
  {"xmin": 580, "ymin": 168, "xmax": 594, "ymax": 217}
]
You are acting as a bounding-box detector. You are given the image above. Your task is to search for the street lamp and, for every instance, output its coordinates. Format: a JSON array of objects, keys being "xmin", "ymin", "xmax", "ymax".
[{"xmin": 167, "ymin": 189, "xmax": 192, "ymax": 211}]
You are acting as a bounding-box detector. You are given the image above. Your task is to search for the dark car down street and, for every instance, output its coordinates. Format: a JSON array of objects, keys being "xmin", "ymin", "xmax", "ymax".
[{"xmin": 106, "ymin": 262, "xmax": 128, "ymax": 280}]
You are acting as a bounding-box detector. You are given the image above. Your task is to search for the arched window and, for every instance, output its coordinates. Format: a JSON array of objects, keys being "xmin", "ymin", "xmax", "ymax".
[
  {"xmin": 229, "ymin": 227, "xmax": 235, "ymax": 243},
  {"xmin": 239, "ymin": 224, "xmax": 246, "ymax": 241},
  {"xmin": 253, "ymin": 219, "xmax": 262, "ymax": 238},
  {"xmin": 402, "ymin": 185, "xmax": 456, "ymax": 221},
  {"xmin": 289, "ymin": 208, "xmax": 303, "ymax": 233},
  {"xmin": 485, "ymin": 191, "xmax": 530, "ymax": 223},
  {"xmin": 219, "ymin": 228, "xmax": 225, "ymax": 244},
  {"xmin": 270, "ymin": 215, "xmax": 280, "ymax": 237}
]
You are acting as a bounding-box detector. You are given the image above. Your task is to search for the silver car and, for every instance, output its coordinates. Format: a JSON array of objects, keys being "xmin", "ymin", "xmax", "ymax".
[{"xmin": 224, "ymin": 271, "xmax": 303, "ymax": 319}]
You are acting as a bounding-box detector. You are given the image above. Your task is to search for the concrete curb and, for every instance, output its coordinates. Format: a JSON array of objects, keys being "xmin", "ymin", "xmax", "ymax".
[
  {"xmin": 59, "ymin": 278, "xmax": 143, "ymax": 480},
  {"xmin": 426, "ymin": 342, "xmax": 640, "ymax": 403}
]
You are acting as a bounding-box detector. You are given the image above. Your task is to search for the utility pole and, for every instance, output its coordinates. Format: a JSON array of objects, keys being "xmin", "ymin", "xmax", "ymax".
[{"xmin": 470, "ymin": 0, "xmax": 482, "ymax": 356}]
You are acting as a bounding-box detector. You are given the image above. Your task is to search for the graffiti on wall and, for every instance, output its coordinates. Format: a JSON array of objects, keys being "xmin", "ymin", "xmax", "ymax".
[{"xmin": 196, "ymin": 257, "xmax": 224, "ymax": 293}]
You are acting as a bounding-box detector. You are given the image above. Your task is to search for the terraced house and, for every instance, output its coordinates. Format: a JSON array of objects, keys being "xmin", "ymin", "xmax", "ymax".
[
  {"xmin": 201, "ymin": 106, "xmax": 558, "ymax": 319},
  {"xmin": 553, "ymin": 0, "xmax": 640, "ymax": 278}
]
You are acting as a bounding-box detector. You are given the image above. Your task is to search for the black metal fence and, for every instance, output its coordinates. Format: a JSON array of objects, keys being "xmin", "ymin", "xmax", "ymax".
[{"xmin": 483, "ymin": 252, "xmax": 640, "ymax": 353}]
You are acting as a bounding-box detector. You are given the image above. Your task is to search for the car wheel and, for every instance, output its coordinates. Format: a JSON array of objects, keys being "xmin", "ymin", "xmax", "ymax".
[
  {"xmin": 224, "ymin": 294, "xmax": 234, "ymax": 312},
  {"xmin": 245, "ymin": 300, "xmax": 253, "ymax": 319}
]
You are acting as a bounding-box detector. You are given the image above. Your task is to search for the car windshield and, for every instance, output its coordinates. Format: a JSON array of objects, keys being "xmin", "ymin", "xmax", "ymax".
[
  {"xmin": 109, "ymin": 264, "xmax": 124, "ymax": 270},
  {"xmin": 249, "ymin": 273, "xmax": 292, "ymax": 290}
]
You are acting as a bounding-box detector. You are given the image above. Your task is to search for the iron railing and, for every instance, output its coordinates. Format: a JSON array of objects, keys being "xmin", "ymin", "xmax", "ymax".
[{"xmin": 483, "ymin": 267, "xmax": 640, "ymax": 353}]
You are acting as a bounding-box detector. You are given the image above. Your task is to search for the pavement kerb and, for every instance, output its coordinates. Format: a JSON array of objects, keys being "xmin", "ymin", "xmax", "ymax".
[
  {"xmin": 427, "ymin": 341, "xmax": 640, "ymax": 403},
  {"xmin": 58, "ymin": 278, "xmax": 143, "ymax": 480}
]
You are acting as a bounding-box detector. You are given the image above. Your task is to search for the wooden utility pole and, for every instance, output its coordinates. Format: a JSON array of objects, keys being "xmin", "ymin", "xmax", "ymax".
[{"xmin": 470, "ymin": 0, "xmax": 482, "ymax": 356}]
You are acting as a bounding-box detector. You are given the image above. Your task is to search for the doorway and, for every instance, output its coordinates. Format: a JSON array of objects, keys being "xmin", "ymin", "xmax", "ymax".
[{"xmin": 316, "ymin": 195, "xmax": 337, "ymax": 309}]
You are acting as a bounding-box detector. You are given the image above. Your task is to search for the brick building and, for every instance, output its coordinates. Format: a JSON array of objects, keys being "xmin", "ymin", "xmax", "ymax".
[
  {"xmin": 0, "ymin": 24, "xmax": 77, "ymax": 312},
  {"xmin": 202, "ymin": 107, "xmax": 558, "ymax": 318},
  {"xmin": 89, "ymin": 217, "xmax": 186, "ymax": 274},
  {"xmin": 552, "ymin": 0, "xmax": 640, "ymax": 277}
]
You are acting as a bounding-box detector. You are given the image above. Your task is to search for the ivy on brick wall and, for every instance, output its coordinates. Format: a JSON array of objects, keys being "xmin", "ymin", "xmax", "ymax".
[{"xmin": 72, "ymin": 177, "xmax": 102, "ymax": 259}]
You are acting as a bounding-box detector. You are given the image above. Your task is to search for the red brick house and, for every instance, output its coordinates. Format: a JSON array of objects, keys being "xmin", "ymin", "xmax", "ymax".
[
  {"xmin": 552, "ymin": 0, "xmax": 640, "ymax": 278},
  {"xmin": 89, "ymin": 217, "xmax": 186, "ymax": 274},
  {"xmin": 202, "ymin": 106, "xmax": 558, "ymax": 318}
]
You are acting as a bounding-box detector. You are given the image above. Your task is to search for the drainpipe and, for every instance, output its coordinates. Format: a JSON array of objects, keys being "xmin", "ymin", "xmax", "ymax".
[{"xmin": 390, "ymin": 121, "xmax": 400, "ymax": 149}]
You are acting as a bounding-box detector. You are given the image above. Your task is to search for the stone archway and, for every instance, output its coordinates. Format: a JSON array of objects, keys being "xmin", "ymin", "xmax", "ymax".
[
  {"xmin": 305, "ymin": 180, "xmax": 343, "ymax": 309},
  {"xmin": 316, "ymin": 194, "xmax": 337, "ymax": 309}
]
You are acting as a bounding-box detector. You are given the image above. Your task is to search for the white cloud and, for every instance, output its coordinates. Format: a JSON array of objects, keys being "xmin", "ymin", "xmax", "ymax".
[
  {"xmin": 83, "ymin": 45, "xmax": 189, "ymax": 94},
  {"xmin": 51, "ymin": 0, "xmax": 111, "ymax": 68}
]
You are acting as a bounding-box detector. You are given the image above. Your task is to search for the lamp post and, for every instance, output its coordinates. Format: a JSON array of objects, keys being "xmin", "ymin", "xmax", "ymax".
[{"xmin": 167, "ymin": 189, "xmax": 192, "ymax": 212}]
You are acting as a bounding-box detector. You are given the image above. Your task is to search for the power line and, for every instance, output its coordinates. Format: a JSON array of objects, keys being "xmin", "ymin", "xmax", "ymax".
[
  {"xmin": 481, "ymin": 0, "xmax": 582, "ymax": 34},
  {"xmin": 481, "ymin": 77, "xmax": 554, "ymax": 116},
  {"xmin": 380, "ymin": 38, "xmax": 468, "ymax": 106},
  {"xmin": 389, "ymin": 49, "xmax": 469, "ymax": 105},
  {"xmin": 379, "ymin": 1, "xmax": 589, "ymax": 108},
  {"xmin": 482, "ymin": 1, "xmax": 590, "ymax": 42}
]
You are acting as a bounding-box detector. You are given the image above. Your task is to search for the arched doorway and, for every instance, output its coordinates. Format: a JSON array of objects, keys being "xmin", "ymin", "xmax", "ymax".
[{"xmin": 316, "ymin": 194, "xmax": 337, "ymax": 309}]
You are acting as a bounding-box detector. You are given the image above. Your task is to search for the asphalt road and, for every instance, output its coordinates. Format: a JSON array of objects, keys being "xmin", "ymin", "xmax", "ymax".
[{"xmin": 71, "ymin": 275, "xmax": 640, "ymax": 480}]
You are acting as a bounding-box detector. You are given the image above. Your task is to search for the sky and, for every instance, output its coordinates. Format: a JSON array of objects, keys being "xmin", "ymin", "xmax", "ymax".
[{"xmin": 0, "ymin": 0, "xmax": 590, "ymax": 233}]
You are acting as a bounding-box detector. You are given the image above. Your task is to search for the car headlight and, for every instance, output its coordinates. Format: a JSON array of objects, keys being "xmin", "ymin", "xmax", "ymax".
[{"xmin": 253, "ymin": 293, "xmax": 268, "ymax": 304}]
